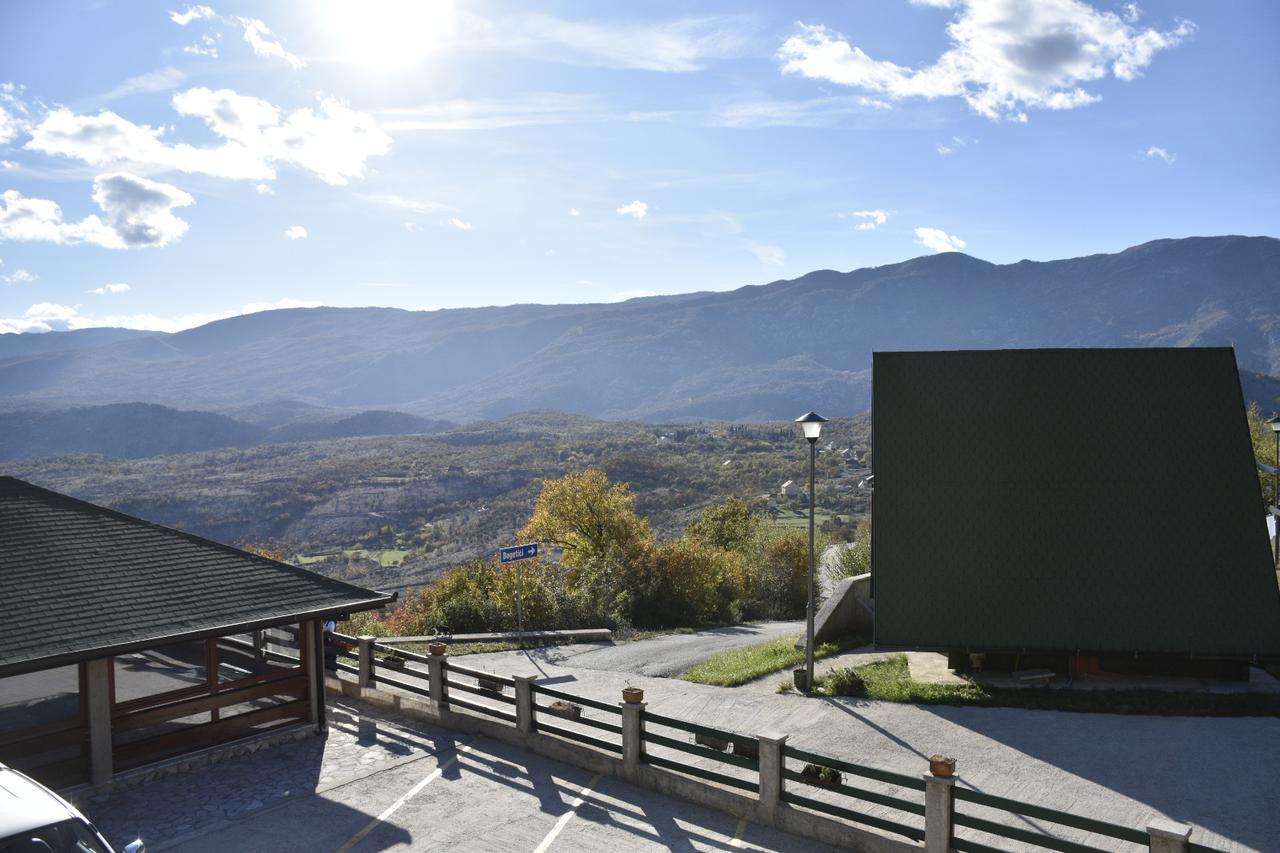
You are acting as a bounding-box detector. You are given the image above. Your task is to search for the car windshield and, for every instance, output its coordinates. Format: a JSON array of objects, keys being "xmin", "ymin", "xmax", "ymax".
[{"xmin": 0, "ymin": 819, "xmax": 110, "ymax": 853}]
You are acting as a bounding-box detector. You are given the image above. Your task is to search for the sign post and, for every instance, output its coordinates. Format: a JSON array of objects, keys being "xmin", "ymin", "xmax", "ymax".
[{"xmin": 499, "ymin": 543, "xmax": 540, "ymax": 638}]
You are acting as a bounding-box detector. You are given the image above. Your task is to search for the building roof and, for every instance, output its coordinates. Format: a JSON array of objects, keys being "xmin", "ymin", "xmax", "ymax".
[
  {"xmin": 0, "ymin": 477, "xmax": 394, "ymax": 676},
  {"xmin": 871, "ymin": 347, "xmax": 1280, "ymax": 659}
]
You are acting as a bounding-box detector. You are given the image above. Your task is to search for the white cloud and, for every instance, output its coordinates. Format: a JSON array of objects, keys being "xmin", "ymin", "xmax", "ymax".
[
  {"xmin": 449, "ymin": 217, "xmax": 472, "ymax": 231},
  {"xmin": 184, "ymin": 35, "xmax": 219, "ymax": 59},
  {"xmin": 169, "ymin": 5, "xmax": 215, "ymax": 26},
  {"xmin": 380, "ymin": 93, "xmax": 599, "ymax": 132},
  {"xmin": 255, "ymin": 183, "xmax": 273, "ymax": 195},
  {"xmin": 99, "ymin": 67, "xmax": 187, "ymax": 102},
  {"xmin": 358, "ymin": 193, "xmax": 451, "ymax": 214},
  {"xmin": 0, "ymin": 296, "xmax": 320, "ymax": 334},
  {"xmin": 778, "ymin": 2, "xmax": 1195, "ymax": 121},
  {"xmin": 850, "ymin": 209, "xmax": 888, "ymax": 230},
  {"xmin": 937, "ymin": 144, "xmax": 953, "ymax": 155},
  {"xmin": 2, "ymin": 269, "xmax": 37, "ymax": 284},
  {"xmin": 88, "ymin": 283, "xmax": 131, "ymax": 294},
  {"xmin": 1145, "ymin": 145, "xmax": 1176, "ymax": 164},
  {"xmin": 616, "ymin": 200, "xmax": 648, "ymax": 220},
  {"xmin": 26, "ymin": 88, "xmax": 391, "ymax": 186},
  {"xmin": 568, "ymin": 208, "xmax": 581, "ymax": 217},
  {"xmin": 914, "ymin": 226, "xmax": 966, "ymax": 253},
  {"xmin": 0, "ymin": 106, "xmax": 15, "ymax": 144},
  {"xmin": 236, "ymin": 17, "xmax": 305, "ymax": 70},
  {"xmin": 0, "ymin": 161, "xmax": 16, "ymax": 170},
  {"xmin": 283, "ymin": 224, "xmax": 307, "ymax": 239},
  {"xmin": 482, "ymin": 13, "xmax": 749, "ymax": 72},
  {"xmin": 712, "ymin": 94, "xmax": 895, "ymax": 128},
  {"xmin": 0, "ymin": 173, "xmax": 193, "ymax": 249},
  {"xmin": 747, "ymin": 242, "xmax": 785, "ymax": 265}
]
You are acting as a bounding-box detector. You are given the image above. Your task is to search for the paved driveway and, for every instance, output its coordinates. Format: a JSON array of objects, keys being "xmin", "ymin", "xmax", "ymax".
[
  {"xmin": 527, "ymin": 622, "xmax": 803, "ymax": 678},
  {"xmin": 458, "ymin": 648, "xmax": 1277, "ymax": 851},
  {"xmin": 80, "ymin": 698, "xmax": 833, "ymax": 853}
]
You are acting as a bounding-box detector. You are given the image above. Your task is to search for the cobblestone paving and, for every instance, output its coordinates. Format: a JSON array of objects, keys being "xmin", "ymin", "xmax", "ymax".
[{"xmin": 84, "ymin": 700, "xmax": 458, "ymax": 850}]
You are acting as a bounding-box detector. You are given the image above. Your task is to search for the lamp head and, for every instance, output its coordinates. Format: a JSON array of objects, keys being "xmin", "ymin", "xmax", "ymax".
[
  {"xmin": 795, "ymin": 411, "xmax": 827, "ymax": 442},
  {"xmin": 1269, "ymin": 414, "xmax": 1280, "ymax": 434}
]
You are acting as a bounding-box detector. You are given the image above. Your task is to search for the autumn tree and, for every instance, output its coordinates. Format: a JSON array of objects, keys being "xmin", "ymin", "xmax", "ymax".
[
  {"xmin": 519, "ymin": 469, "xmax": 652, "ymax": 568},
  {"xmin": 686, "ymin": 496, "xmax": 760, "ymax": 551}
]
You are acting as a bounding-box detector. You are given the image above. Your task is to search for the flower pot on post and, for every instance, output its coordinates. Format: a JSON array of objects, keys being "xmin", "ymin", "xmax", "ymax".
[
  {"xmin": 428, "ymin": 642, "xmax": 447, "ymax": 656},
  {"xmin": 622, "ymin": 687, "xmax": 644, "ymax": 704},
  {"xmin": 929, "ymin": 754, "xmax": 957, "ymax": 778}
]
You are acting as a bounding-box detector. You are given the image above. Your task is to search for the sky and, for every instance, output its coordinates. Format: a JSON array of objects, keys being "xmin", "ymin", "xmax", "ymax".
[{"xmin": 0, "ymin": 0, "xmax": 1277, "ymax": 333}]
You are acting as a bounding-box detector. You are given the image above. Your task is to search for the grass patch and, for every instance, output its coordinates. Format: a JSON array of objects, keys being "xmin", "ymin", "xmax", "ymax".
[
  {"xmin": 818, "ymin": 655, "xmax": 1280, "ymax": 717},
  {"xmin": 681, "ymin": 635, "xmax": 839, "ymax": 687}
]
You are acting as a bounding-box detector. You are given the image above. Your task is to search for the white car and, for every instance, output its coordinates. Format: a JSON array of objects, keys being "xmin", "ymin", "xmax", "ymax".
[{"xmin": 0, "ymin": 763, "xmax": 142, "ymax": 853}]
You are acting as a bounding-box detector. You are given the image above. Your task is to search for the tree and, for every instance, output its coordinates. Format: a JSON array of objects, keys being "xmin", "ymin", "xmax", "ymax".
[
  {"xmin": 519, "ymin": 469, "xmax": 652, "ymax": 568},
  {"xmin": 1246, "ymin": 402, "xmax": 1279, "ymax": 510},
  {"xmin": 686, "ymin": 496, "xmax": 760, "ymax": 551},
  {"xmin": 826, "ymin": 516, "xmax": 872, "ymax": 588}
]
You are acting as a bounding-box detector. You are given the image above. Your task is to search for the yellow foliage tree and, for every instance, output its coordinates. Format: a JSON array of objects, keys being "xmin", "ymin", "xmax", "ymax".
[{"xmin": 519, "ymin": 469, "xmax": 652, "ymax": 568}]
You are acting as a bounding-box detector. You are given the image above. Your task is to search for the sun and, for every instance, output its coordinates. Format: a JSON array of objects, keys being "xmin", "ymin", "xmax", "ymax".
[{"xmin": 319, "ymin": 0, "xmax": 457, "ymax": 71}]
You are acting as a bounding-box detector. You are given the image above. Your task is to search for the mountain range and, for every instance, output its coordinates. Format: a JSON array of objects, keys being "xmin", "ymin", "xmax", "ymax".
[{"xmin": 1, "ymin": 235, "xmax": 1277, "ymax": 429}]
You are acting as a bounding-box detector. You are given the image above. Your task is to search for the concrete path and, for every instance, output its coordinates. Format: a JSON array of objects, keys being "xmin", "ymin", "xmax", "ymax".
[
  {"xmin": 81, "ymin": 698, "xmax": 834, "ymax": 853},
  {"xmin": 454, "ymin": 647, "xmax": 1276, "ymax": 851},
  {"xmin": 521, "ymin": 621, "xmax": 803, "ymax": 679}
]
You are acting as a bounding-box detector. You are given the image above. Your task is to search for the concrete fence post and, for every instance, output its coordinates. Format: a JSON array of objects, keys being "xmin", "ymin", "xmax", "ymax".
[
  {"xmin": 621, "ymin": 701, "xmax": 645, "ymax": 778},
  {"xmin": 357, "ymin": 636, "xmax": 376, "ymax": 689},
  {"xmin": 514, "ymin": 676, "xmax": 536, "ymax": 734},
  {"xmin": 427, "ymin": 653, "xmax": 449, "ymax": 711},
  {"xmin": 1147, "ymin": 819, "xmax": 1192, "ymax": 853},
  {"xmin": 756, "ymin": 731, "xmax": 788, "ymax": 823},
  {"xmin": 923, "ymin": 773, "xmax": 955, "ymax": 853}
]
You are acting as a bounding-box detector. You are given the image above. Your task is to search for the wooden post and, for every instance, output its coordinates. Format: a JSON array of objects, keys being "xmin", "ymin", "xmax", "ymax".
[
  {"xmin": 923, "ymin": 772, "xmax": 955, "ymax": 853},
  {"xmin": 304, "ymin": 621, "xmax": 326, "ymax": 733},
  {"xmin": 621, "ymin": 701, "xmax": 645, "ymax": 778},
  {"xmin": 1147, "ymin": 819, "xmax": 1192, "ymax": 853},
  {"xmin": 84, "ymin": 657, "xmax": 113, "ymax": 785},
  {"xmin": 357, "ymin": 636, "xmax": 376, "ymax": 689},
  {"xmin": 756, "ymin": 731, "xmax": 788, "ymax": 822},
  {"xmin": 514, "ymin": 676, "xmax": 535, "ymax": 734}
]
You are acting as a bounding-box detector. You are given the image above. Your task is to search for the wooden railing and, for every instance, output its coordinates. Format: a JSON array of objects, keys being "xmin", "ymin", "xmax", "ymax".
[{"xmin": 332, "ymin": 633, "xmax": 1227, "ymax": 853}]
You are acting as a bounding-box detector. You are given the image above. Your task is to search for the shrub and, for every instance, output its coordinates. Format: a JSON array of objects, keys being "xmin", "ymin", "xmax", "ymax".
[{"xmin": 823, "ymin": 667, "xmax": 868, "ymax": 697}]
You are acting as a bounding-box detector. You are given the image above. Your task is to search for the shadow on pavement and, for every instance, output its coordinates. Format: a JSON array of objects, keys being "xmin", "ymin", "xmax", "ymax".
[{"xmin": 917, "ymin": 702, "xmax": 1277, "ymax": 850}]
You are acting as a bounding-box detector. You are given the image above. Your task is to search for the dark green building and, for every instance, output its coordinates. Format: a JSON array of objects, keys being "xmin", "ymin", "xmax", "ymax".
[{"xmin": 871, "ymin": 347, "xmax": 1280, "ymax": 674}]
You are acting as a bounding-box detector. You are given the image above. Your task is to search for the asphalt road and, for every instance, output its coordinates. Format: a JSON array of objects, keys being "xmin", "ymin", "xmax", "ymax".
[
  {"xmin": 171, "ymin": 729, "xmax": 834, "ymax": 853},
  {"xmin": 525, "ymin": 621, "xmax": 803, "ymax": 679}
]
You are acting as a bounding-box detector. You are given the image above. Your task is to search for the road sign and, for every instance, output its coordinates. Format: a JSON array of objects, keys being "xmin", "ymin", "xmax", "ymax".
[{"xmin": 500, "ymin": 543, "xmax": 540, "ymax": 563}]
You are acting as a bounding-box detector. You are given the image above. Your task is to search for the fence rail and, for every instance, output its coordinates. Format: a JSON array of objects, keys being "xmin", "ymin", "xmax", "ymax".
[{"xmin": 332, "ymin": 635, "xmax": 1227, "ymax": 853}]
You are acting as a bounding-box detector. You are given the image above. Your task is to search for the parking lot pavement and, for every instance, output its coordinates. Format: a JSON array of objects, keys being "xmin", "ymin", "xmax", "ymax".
[{"xmin": 83, "ymin": 698, "xmax": 834, "ymax": 853}]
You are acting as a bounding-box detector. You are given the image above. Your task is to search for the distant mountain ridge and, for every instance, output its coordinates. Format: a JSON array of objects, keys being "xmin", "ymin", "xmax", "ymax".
[
  {"xmin": 1, "ymin": 235, "xmax": 1277, "ymax": 422},
  {"xmin": 0, "ymin": 403, "xmax": 453, "ymax": 462}
]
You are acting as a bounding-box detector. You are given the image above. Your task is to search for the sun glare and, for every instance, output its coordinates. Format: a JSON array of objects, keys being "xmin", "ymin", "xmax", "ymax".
[{"xmin": 320, "ymin": 0, "xmax": 456, "ymax": 71}]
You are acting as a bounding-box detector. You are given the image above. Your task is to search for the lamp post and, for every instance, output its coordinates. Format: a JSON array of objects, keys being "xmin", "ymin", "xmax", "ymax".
[
  {"xmin": 796, "ymin": 410, "xmax": 827, "ymax": 693},
  {"xmin": 1269, "ymin": 415, "xmax": 1280, "ymax": 567}
]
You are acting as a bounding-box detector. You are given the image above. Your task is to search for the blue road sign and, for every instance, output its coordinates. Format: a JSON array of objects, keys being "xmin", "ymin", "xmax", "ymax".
[{"xmin": 499, "ymin": 543, "xmax": 540, "ymax": 563}]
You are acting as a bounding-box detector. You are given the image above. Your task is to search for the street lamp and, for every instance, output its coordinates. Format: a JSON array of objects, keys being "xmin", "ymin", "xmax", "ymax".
[
  {"xmin": 1269, "ymin": 415, "xmax": 1280, "ymax": 567},
  {"xmin": 795, "ymin": 410, "xmax": 827, "ymax": 693}
]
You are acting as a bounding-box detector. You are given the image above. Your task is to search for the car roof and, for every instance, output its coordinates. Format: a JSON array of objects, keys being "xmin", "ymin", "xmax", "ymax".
[{"xmin": 0, "ymin": 764, "xmax": 84, "ymax": 836}]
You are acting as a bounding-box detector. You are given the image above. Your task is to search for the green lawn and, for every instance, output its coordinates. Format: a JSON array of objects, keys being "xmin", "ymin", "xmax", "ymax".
[
  {"xmin": 819, "ymin": 655, "xmax": 1280, "ymax": 716},
  {"xmin": 681, "ymin": 634, "xmax": 840, "ymax": 687}
]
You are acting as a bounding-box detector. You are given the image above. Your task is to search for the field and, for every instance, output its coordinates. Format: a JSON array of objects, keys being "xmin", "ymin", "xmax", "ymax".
[{"xmin": 10, "ymin": 411, "xmax": 872, "ymax": 594}]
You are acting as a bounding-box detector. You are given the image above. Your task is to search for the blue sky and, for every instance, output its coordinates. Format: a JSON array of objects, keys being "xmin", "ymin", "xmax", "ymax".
[{"xmin": 0, "ymin": 0, "xmax": 1276, "ymax": 332}]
